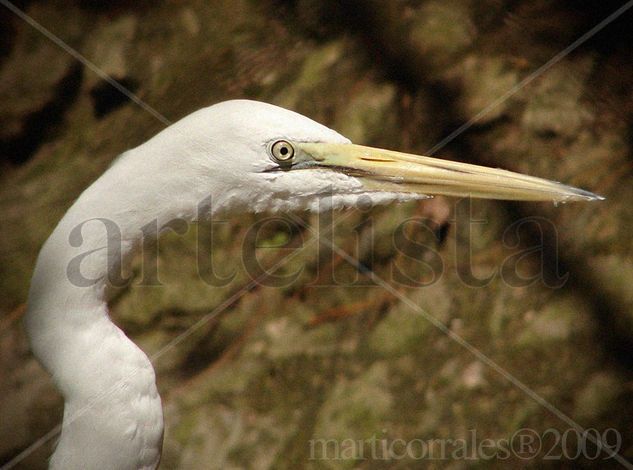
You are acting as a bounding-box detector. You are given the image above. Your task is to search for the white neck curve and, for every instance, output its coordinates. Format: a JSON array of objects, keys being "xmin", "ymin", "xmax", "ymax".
[{"xmin": 25, "ymin": 145, "xmax": 220, "ymax": 469}]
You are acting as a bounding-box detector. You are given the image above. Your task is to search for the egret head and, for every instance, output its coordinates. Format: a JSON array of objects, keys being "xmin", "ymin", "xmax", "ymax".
[{"xmin": 142, "ymin": 99, "xmax": 602, "ymax": 215}]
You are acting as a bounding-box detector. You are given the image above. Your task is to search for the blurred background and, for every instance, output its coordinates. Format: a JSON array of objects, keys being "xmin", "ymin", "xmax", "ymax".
[{"xmin": 1, "ymin": 0, "xmax": 633, "ymax": 468}]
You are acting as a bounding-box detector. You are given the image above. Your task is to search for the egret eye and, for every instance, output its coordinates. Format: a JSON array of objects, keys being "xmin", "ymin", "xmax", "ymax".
[{"xmin": 270, "ymin": 140, "xmax": 295, "ymax": 163}]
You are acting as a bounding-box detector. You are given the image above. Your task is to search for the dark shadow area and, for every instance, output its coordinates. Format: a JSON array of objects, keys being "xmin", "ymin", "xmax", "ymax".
[
  {"xmin": 90, "ymin": 76, "xmax": 139, "ymax": 118},
  {"xmin": 77, "ymin": 0, "xmax": 154, "ymax": 16},
  {"xmin": 569, "ymin": 0, "xmax": 633, "ymax": 55},
  {"xmin": 0, "ymin": 0, "xmax": 33, "ymax": 64},
  {"xmin": 325, "ymin": 1, "xmax": 436, "ymax": 93},
  {"xmin": 179, "ymin": 322, "xmax": 229, "ymax": 379},
  {"xmin": 0, "ymin": 62, "xmax": 83, "ymax": 165}
]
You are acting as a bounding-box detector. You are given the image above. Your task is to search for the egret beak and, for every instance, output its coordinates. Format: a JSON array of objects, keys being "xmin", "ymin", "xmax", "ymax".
[{"xmin": 296, "ymin": 143, "xmax": 603, "ymax": 202}]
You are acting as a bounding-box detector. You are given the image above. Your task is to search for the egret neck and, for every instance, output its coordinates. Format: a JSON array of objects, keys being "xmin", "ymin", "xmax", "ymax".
[{"xmin": 25, "ymin": 100, "xmax": 602, "ymax": 470}]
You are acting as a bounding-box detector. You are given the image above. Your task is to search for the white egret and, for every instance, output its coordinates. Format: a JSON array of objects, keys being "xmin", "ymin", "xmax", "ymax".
[{"xmin": 25, "ymin": 100, "xmax": 601, "ymax": 469}]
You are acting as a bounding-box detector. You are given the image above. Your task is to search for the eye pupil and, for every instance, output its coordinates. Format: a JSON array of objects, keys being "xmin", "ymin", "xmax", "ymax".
[{"xmin": 270, "ymin": 140, "xmax": 295, "ymax": 163}]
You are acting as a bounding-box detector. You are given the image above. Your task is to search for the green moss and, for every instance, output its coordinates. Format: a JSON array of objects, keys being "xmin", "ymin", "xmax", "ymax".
[
  {"xmin": 410, "ymin": 0, "xmax": 476, "ymax": 68},
  {"xmin": 334, "ymin": 82, "xmax": 396, "ymax": 145},
  {"xmin": 517, "ymin": 296, "xmax": 591, "ymax": 347},
  {"xmin": 521, "ymin": 60, "xmax": 594, "ymax": 138},
  {"xmin": 313, "ymin": 362, "xmax": 393, "ymax": 443},
  {"xmin": 458, "ymin": 55, "xmax": 519, "ymax": 124},
  {"xmin": 575, "ymin": 372, "xmax": 624, "ymax": 422},
  {"xmin": 368, "ymin": 308, "xmax": 429, "ymax": 357},
  {"xmin": 275, "ymin": 41, "xmax": 344, "ymax": 110},
  {"xmin": 259, "ymin": 303, "xmax": 354, "ymax": 359}
]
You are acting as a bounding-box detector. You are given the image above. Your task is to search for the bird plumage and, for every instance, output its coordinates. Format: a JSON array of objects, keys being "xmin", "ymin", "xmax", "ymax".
[
  {"xmin": 26, "ymin": 100, "xmax": 395, "ymax": 469},
  {"xmin": 25, "ymin": 100, "xmax": 600, "ymax": 469}
]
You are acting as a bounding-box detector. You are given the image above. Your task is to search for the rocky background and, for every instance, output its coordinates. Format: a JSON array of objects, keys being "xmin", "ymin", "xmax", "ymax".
[{"xmin": 1, "ymin": 0, "xmax": 633, "ymax": 468}]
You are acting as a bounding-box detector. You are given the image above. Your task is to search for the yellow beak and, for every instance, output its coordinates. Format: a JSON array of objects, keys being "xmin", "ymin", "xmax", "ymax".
[{"xmin": 296, "ymin": 143, "xmax": 603, "ymax": 202}]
